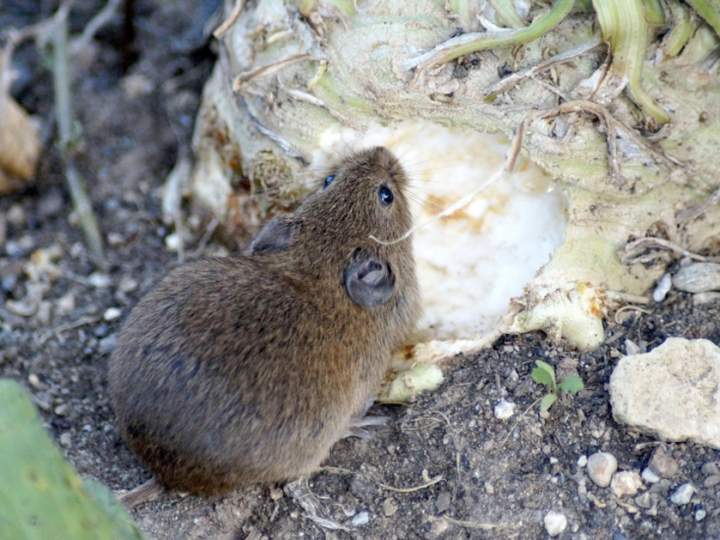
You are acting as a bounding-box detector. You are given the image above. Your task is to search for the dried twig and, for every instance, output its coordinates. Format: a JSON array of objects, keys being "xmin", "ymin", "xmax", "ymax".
[
  {"xmin": 435, "ymin": 515, "xmax": 519, "ymax": 531},
  {"xmin": 613, "ymin": 305, "xmax": 652, "ymax": 324},
  {"xmin": 620, "ymin": 237, "xmax": 720, "ymax": 265},
  {"xmin": 70, "ymin": 0, "xmax": 123, "ymax": 54},
  {"xmin": 379, "ymin": 469, "xmax": 443, "ymax": 492},
  {"xmin": 52, "ymin": 4, "xmax": 106, "ymax": 268}
]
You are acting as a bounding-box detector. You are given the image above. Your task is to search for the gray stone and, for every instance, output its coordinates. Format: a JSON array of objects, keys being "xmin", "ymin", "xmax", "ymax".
[
  {"xmin": 704, "ymin": 475, "xmax": 720, "ymax": 488},
  {"xmin": 435, "ymin": 492, "xmax": 451, "ymax": 513},
  {"xmin": 587, "ymin": 452, "xmax": 617, "ymax": 488},
  {"xmin": 609, "ymin": 338, "xmax": 720, "ymax": 449},
  {"xmin": 673, "ymin": 262, "xmax": 720, "ymax": 293}
]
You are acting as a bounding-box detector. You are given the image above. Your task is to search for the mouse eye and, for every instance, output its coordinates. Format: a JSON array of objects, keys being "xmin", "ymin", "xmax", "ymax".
[
  {"xmin": 378, "ymin": 184, "xmax": 394, "ymax": 206},
  {"xmin": 323, "ymin": 175, "xmax": 335, "ymax": 189}
]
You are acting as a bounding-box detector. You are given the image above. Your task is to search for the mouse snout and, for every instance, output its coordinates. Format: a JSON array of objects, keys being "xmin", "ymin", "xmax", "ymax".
[{"xmin": 367, "ymin": 146, "xmax": 399, "ymax": 173}]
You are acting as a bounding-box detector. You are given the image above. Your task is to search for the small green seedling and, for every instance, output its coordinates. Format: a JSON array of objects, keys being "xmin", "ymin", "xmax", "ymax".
[{"xmin": 531, "ymin": 360, "xmax": 584, "ymax": 412}]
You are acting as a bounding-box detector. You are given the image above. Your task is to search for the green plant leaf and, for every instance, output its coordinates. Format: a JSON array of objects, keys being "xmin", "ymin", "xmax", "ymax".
[
  {"xmin": 540, "ymin": 393, "xmax": 557, "ymax": 412},
  {"xmin": 0, "ymin": 379, "xmax": 145, "ymax": 540},
  {"xmin": 558, "ymin": 375, "xmax": 585, "ymax": 393},
  {"xmin": 531, "ymin": 360, "xmax": 556, "ymax": 387}
]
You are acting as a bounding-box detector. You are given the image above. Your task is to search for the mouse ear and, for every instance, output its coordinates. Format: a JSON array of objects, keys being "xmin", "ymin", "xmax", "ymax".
[
  {"xmin": 344, "ymin": 254, "xmax": 395, "ymax": 307},
  {"xmin": 250, "ymin": 216, "xmax": 300, "ymax": 255}
]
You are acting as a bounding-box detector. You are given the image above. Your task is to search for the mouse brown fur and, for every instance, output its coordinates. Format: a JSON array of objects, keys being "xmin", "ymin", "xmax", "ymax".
[{"xmin": 108, "ymin": 146, "xmax": 420, "ymax": 496}]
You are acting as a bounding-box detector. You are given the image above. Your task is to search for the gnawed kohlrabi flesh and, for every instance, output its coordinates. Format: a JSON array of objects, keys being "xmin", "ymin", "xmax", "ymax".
[{"xmin": 189, "ymin": 0, "xmax": 720, "ymax": 378}]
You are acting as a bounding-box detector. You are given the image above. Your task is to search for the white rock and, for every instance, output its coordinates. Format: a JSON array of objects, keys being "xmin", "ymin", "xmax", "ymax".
[
  {"xmin": 696, "ymin": 508, "xmax": 707, "ymax": 521},
  {"xmin": 610, "ymin": 471, "xmax": 643, "ymax": 497},
  {"xmin": 670, "ymin": 483, "xmax": 694, "ymax": 505},
  {"xmin": 493, "ymin": 399, "xmax": 515, "ymax": 420},
  {"xmin": 351, "ymin": 511, "xmax": 369, "ymax": 526},
  {"xmin": 103, "ymin": 307, "xmax": 122, "ymax": 321},
  {"xmin": 544, "ymin": 510, "xmax": 567, "ymax": 537},
  {"xmin": 641, "ymin": 468, "xmax": 661, "ymax": 484},
  {"xmin": 88, "ymin": 273, "xmax": 111, "ymax": 288},
  {"xmin": 609, "ymin": 338, "xmax": 720, "ymax": 449},
  {"xmin": 586, "ymin": 452, "xmax": 618, "ymax": 488},
  {"xmin": 577, "ymin": 455, "xmax": 588, "ymax": 467},
  {"xmin": 652, "ymin": 272, "xmax": 672, "ymax": 302}
]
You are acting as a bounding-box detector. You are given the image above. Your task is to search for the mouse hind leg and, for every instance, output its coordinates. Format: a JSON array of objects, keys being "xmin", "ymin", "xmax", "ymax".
[{"xmin": 342, "ymin": 397, "xmax": 389, "ymax": 439}]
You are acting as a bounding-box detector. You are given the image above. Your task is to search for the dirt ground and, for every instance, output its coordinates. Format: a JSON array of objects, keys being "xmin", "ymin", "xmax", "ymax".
[{"xmin": 2, "ymin": 1, "xmax": 720, "ymax": 539}]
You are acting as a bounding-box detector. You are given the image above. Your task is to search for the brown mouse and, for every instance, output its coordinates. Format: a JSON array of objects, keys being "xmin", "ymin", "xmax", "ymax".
[{"xmin": 108, "ymin": 146, "xmax": 420, "ymax": 496}]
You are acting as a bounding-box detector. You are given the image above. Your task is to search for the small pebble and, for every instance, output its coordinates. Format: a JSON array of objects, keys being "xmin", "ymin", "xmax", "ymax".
[
  {"xmin": 493, "ymin": 399, "xmax": 515, "ymax": 420},
  {"xmin": 107, "ymin": 232, "xmax": 125, "ymax": 247},
  {"xmin": 625, "ymin": 339, "xmax": 641, "ymax": 355},
  {"xmin": 543, "ymin": 510, "xmax": 567, "ymax": 537},
  {"xmin": 703, "ymin": 475, "xmax": 720, "ymax": 488},
  {"xmin": 696, "ymin": 508, "xmax": 707, "ymax": 521},
  {"xmin": 28, "ymin": 373, "xmax": 42, "ymax": 390},
  {"xmin": 165, "ymin": 233, "xmax": 181, "ymax": 251},
  {"xmin": 435, "ymin": 492, "xmax": 451, "ymax": 513},
  {"xmin": 351, "ymin": 512, "xmax": 369, "ymax": 527},
  {"xmin": 118, "ymin": 277, "xmax": 139, "ymax": 293},
  {"xmin": 693, "ymin": 292, "xmax": 720, "ymax": 305},
  {"xmin": 577, "ymin": 455, "xmax": 588, "ymax": 468},
  {"xmin": 634, "ymin": 492, "xmax": 651, "ymax": 509},
  {"xmin": 56, "ymin": 293, "xmax": 76, "ymax": 315},
  {"xmin": 670, "ymin": 483, "xmax": 694, "ymax": 505},
  {"xmin": 59, "ymin": 433, "xmax": 72, "ymax": 447},
  {"xmin": 54, "ymin": 404, "xmax": 68, "ymax": 416},
  {"xmin": 610, "ymin": 471, "xmax": 643, "ymax": 497},
  {"xmin": 88, "ymin": 273, "xmax": 111, "ymax": 288},
  {"xmin": 1, "ymin": 274, "xmax": 17, "ymax": 292},
  {"xmin": 7, "ymin": 204, "xmax": 26, "ymax": 226},
  {"xmin": 484, "ymin": 482, "xmax": 495, "ymax": 494},
  {"xmin": 98, "ymin": 335, "xmax": 117, "ymax": 355},
  {"xmin": 5, "ymin": 240, "xmax": 24, "ymax": 258},
  {"xmin": 649, "ymin": 447, "xmax": 678, "ymax": 478},
  {"xmin": 652, "ymin": 273, "xmax": 672, "ymax": 302},
  {"xmin": 382, "ymin": 498, "xmax": 397, "ymax": 517},
  {"xmin": 103, "ymin": 307, "xmax": 122, "ymax": 321},
  {"xmin": 37, "ymin": 191, "xmax": 63, "ymax": 218},
  {"xmin": 429, "ymin": 518, "xmax": 449, "ymax": 537},
  {"xmin": 94, "ymin": 324, "xmax": 109, "ymax": 337},
  {"xmin": 701, "ymin": 462, "xmax": 719, "ymax": 476},
  {"xmin": 641, "ymin": 468, "xmax": 661, "ymax": 484},
  {"xmin": 269, "ymin": 487, "xmax": 283, "ymax": 500},
  {"xmin": 587, "ymin": 452, "xmax": 618, "ymax": 488}
]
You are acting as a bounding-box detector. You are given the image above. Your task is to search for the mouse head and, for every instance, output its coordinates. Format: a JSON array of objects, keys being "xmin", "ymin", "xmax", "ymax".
[{"xmin": 250, "ymin": 147, "xmax": 416, "ymax": 309}]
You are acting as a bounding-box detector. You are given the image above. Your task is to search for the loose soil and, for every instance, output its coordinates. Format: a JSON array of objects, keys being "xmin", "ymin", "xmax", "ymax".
[{"xmin": 2, "ymin": 1, "xmax": 719, "ymax": 539}]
